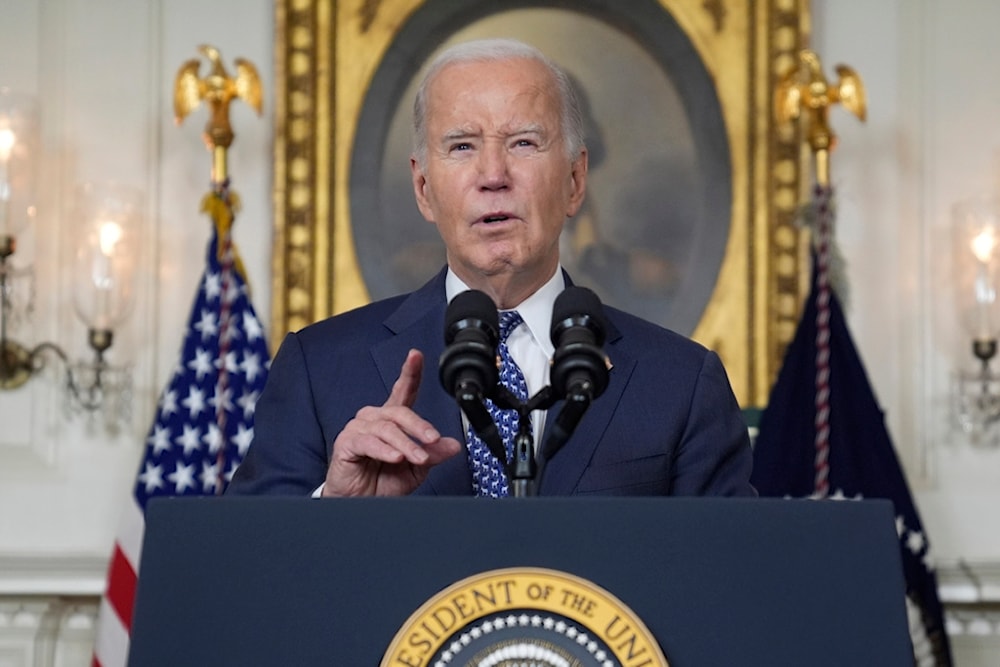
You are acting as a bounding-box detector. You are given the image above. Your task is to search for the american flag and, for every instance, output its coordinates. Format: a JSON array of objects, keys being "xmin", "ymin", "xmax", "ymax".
[
  {"xmin": 752, "ymin": 186, "xmax": 953, "ymax": 666},
  {"xmin": 91, "ymin": 188, "xmax": 270, "ymax": 667}
]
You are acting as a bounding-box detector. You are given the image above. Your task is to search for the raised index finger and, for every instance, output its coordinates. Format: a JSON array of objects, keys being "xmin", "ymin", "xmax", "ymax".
[{"xmin": 384, "ymin": 348, "xmax": 424, "ymax": 408}]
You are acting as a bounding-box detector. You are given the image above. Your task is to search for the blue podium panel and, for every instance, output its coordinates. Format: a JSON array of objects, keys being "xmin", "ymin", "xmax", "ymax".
[{"xmin": 129, "ymin": 497, "xmax": 913, "ymax": 666}]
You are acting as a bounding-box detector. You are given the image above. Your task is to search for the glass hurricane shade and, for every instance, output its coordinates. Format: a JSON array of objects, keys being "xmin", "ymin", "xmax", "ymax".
[
  {"xmin": 71, "ymin": 182, "xmax": 141, "ymax": 331},
  {"xmin": 0, "ymin": 89, "xmax": 39, "ymax": 240},
  {"xmin": 954, "ymin": 195, "xmax": 1000, "ymax": 342}
]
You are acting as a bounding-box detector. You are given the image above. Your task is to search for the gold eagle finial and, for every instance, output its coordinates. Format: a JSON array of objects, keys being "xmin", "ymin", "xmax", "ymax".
[
  {"xmin": 174, "ymin": 44, "xmax": 262, "ymax": 183},
  {"xmin": 174, "ymin": 44, "xmax": 262, "ymax": 150},
  {"xmin": 775, "ymin": 49, "xmax": 866, "ymax": 185}
]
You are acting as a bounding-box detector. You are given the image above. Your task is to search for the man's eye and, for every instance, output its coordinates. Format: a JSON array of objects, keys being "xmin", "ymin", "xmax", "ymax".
[
  {"xmin": 514, "ymin": 139, "xmax": 536, "ymax": 148},
  {"xmin": 450, "ymin": 142, "xmax": 472, "ymax": 152}
]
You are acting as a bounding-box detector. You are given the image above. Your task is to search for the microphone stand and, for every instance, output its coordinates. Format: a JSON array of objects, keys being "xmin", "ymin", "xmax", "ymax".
[
  {"xmin": 463, "ymin": 380, "xmax": 596, "ymax": 498},
  {"xmin": 534, "ymin": 388, "xmax": 593, "ymax": 494},
  {"xmin": 493, "ymin": 385, "xmax": 556, "ymax": 497}
]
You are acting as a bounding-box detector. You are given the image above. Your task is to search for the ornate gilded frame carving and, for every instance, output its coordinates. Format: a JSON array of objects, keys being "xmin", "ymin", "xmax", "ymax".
[{"xmin": 272, "ymin": 0, "xmax": 809, "ymax": 406}]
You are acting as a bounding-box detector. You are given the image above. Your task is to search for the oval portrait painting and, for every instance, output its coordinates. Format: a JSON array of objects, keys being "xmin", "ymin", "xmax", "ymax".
[{"xmin": 350, "ymin": 0, "xmax": 731, "ymax": 335}]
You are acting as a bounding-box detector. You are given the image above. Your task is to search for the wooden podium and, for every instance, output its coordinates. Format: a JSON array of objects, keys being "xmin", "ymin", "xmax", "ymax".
[{"xmin": 129, "ymin": 496, "xmax": 913, "ymax": 665}]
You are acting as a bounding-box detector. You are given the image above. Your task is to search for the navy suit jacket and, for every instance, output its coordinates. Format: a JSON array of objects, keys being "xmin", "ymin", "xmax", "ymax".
[{"xmin": 228, "ymin": 269, "xmax": 755, "ymax": 496}]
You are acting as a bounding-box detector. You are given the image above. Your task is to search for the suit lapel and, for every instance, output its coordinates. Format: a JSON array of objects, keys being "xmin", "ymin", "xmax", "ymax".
[
  {"xmin": 538, "ymin": 314, "xmax": 634, "ymax": 495},
  {"xmin": 370, "ymin": 269, "xmax": 472, "ymax": 495},
  {"xmin": 366, "ymin": 269, "xmax": 635, "ymax": 496}
]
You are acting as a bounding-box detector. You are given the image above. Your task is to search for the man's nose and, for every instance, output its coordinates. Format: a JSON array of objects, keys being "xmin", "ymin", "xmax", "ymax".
[{"xmin": 477, "ymin": 142, "xmax": 509, "ymax": 190}]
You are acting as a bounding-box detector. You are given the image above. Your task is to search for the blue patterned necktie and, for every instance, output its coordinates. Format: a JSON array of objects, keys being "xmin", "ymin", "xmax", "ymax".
[{"xmin": 467, "ymin": 310, "xmax": 529, "ymax": 497}]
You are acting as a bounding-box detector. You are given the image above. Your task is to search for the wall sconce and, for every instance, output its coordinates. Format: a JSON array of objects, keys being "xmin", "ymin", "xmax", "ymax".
[
  {"xmin": 0, "ymin": 89, "xmax": 40, "ymax": 388},
  {"xmin": 0, "ymin": 89, "xmax": 138, "ymax": 424},
  {"xmin": 952, "ymin": 194, "xmax": 1000, "ymax": 446}
]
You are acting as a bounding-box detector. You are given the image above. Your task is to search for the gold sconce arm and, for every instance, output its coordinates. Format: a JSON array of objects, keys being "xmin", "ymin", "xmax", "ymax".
[{"xmin": 1, "ymin": 247, "xmax": 126, "ymax": 412}]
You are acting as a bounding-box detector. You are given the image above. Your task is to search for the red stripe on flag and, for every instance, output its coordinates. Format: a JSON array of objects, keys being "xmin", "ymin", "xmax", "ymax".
[{"xmin": 106, "ymin": 543, "xmax": 138, "ymax": 632}]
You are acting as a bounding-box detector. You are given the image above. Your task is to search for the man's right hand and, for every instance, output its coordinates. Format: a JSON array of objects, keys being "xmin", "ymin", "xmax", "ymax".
[{"xmin": 321, "ymin": 349, "xmax": 462, "ymax": 497}]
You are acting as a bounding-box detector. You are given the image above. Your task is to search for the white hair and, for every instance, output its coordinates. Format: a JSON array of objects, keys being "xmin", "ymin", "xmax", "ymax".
[{"xmin": 412, "ymin": 38, "xmax": 585, "ymax": 167}]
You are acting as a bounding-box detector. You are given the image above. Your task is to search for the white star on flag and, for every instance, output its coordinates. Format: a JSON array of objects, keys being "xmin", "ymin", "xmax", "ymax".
[
  {"xmin": 168, "ymin": 462, "xmax": 197, "ymax": 493},
  {"xmin": 176, "ymin": 424, "xmax": 201, "ymax": 456},
  {"xmin": 200, "ymin": 461, "xmax": 220, "ymax": 492},
  {"xmin": 241, "ymin": 351, "xmax": 263, "ymax": 383},
  {"xmin": 210, "ymin": 384, "xmax": 235, "ymax": 414},
  {"xmin": 189, "ymin": 348, "xmax": 214, "ymax": 379},
  {"xmin": 906, "ymin": 530, "xmax": 926, "ymax": 555},
  {"xmin": 203, "ymin": 423, "xmax": 223, "ymax": 454},
  {"xmin": 138, "ymin": 463, "xmax": 163, "ymax": 495},
  {"xmin": 148, "ymin": 426, "xmax": 171, "ymax": 455},
  {"xmin": 194, "ymin": 309, "xmax": 218, "ymax": 339},
  {"xmin": 161, "ymin": 390, "xmax": 178, "ymax": 417}
]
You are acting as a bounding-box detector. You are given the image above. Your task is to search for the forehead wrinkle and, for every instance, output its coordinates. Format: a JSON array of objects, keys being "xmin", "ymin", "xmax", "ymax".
[
  {"xmin": 427, "ymin": 70, "xmax": 562, "ymax": 146},
  {"xmin": 440, "ymin": 126, "xmax": 480, "ymax": 143}
]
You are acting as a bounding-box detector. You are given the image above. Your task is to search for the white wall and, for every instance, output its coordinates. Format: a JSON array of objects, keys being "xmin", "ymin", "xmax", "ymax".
[
  {"xmin": 0, "ymin": 0, "xmax": 273, "ymax": 651},
  {"xmin": 1, "ymin": 0, "xmax": 999, "ymax": 664}
]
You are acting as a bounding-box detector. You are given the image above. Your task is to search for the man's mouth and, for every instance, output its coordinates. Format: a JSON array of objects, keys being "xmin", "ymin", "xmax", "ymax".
[{"xmin": 481, "ymin": 214, "xmax": 512, "ymax": 224}]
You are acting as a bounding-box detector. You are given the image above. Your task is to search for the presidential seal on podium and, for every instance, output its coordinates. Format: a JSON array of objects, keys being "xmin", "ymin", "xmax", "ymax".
[{"xmin": 381, "ymin": 567, "xmax": 668, "ymax": 667}]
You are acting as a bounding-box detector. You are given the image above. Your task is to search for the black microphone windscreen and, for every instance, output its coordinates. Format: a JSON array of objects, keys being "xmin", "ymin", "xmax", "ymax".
[
  {"xmin": 550, "ymin": 286, "xmax": 606, "ymax": 346},
  {"xmin": 445, "ymin": 290, "xmax": 499, "ymax": 344}
]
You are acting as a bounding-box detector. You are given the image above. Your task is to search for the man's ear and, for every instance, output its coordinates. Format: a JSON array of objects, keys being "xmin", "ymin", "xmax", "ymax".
[
  {"xmin": 565, "ymin": 149, "xmax": 588, "ymax": 218},
  {"xmin": 410, "ymin": 156, "xmax": 435, "ymax": 222}
]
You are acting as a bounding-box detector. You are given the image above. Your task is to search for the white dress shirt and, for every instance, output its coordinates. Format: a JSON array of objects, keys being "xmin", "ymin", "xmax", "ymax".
[{"xmin": 445, "ymin": 267, "xmax": 565, "ymax": 451}]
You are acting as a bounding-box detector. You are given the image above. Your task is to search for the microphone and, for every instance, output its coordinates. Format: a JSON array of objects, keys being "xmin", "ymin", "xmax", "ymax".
[
  {"xmin": 438, "ymin": 290, "xmax": 505, "ymax": 460},
  {"xmin": 550, "ymin": 286, "xmax": 609, "ymax": 399},
  {"xmin": 544, "ymin": 286, "xmax": 610, "ymax": 459}
]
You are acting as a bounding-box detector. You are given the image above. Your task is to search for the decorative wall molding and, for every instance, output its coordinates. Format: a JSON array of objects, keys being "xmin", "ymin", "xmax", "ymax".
[
  {"xmin": 0, "ymin": 595, "xmax": 98, "ymax": 667},
  {"xmin": 0, "ymin": 556, "xmax": 106, "ymax": 597},
  {"xmin": 938, "ymin": 560, "xmax": 1000, "ymax": 603},
  {"xmin": 0, "ymin": 556, "xmax": 103, "ymax": 666},
  {"xmin": 937, "ymin": 560, "xmax": 1000, "ymax": 637}
]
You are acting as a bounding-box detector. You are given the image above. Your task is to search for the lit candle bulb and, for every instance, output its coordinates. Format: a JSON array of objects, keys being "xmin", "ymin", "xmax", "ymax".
[
  {"xmin": 971, "ymin": 226, "xmax": 998, "ymax": 340},
  {"xmin": 0, "ymin": 127, "xmax": 14, "ymax": 160},
  {"xmin": 0, "ymin": 126, "xmax": 14, "ymax": 234},
  {"xmin": 90, "ymin": 220, "xmax": 124, "ymax": 330}
]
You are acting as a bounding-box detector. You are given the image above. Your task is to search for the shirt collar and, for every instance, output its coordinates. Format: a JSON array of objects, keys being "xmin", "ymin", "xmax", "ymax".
[{"xmin": 445, "ymin": 267, "xmax": 565, "ymax": 359}]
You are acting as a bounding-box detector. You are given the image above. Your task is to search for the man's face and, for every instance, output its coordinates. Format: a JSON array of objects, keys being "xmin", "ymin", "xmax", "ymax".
[{"xmin": 411, "ymin": 57, "xmax": 587, "ymax": 294}]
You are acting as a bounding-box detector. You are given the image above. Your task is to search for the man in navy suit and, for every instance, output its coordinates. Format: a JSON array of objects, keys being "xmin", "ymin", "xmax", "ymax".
[{"xmin": 228, "ymin": 38, "xmax": 755, "ymax": 498}]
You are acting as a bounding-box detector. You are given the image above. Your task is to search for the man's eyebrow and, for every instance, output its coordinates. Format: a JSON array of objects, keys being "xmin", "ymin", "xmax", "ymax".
[
  {"xmin": 505, "ymin": 123, "xmax": 546, "ymax": 138},
  {"xmin": 440, "ymin": 128, "xmax": 480, "ymax": 143},
  {"xmin": 437, "ymin": 124, "xmax": 548, "ymax": 145}
]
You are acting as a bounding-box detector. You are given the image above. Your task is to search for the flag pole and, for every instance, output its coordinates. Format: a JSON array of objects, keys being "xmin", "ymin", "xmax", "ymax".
[
  {"xmin": 173, "ymin": 44, "xmax": 263, "ymax": 492},
  {"xmin": 760, "ymin": 51, "xmax": 954, "ymax": 667},
  {"xmin": 774, "ymin": 49, "xmax": 866, "ymax": 498},
  {"xmin": 93, "ymin": 45, "xmax": 271, "ymax": 667}
]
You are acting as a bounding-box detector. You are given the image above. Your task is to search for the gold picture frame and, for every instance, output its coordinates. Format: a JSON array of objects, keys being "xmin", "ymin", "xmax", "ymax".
[{"xmin": 271, "ymin": 0, "xmax": 810, "ymax": 407}]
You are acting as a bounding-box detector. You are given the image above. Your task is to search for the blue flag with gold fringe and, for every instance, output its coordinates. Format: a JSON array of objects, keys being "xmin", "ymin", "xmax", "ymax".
[{"xmin": 752, "ymin": 220, "xmax": 953, "ymax": 665}]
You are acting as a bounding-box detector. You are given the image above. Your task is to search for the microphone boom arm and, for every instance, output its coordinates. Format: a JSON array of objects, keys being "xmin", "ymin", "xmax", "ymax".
[
  {"xmin": 540, "ymin": 386, "xmax": 592, "ymax": 462},
  {"xmin": 455, "ymin": 383, "xmax": 506, "ymax": 465},
  {"xmin": 494, "ymin": 385, "xmax": 557, "ymax": 497}
]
